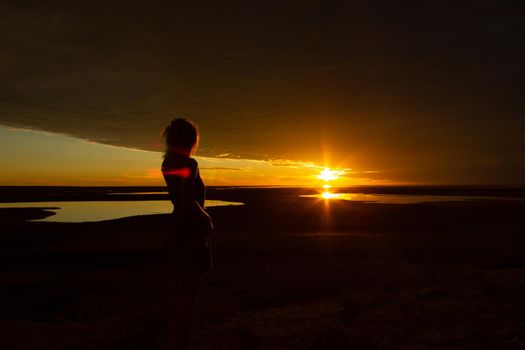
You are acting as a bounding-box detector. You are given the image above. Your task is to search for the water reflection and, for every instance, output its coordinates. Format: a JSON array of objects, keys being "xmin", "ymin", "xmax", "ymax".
[
  {"xmin": 109, "ymin": 192, "xmax": 167, "ymax": 195},
  {"xmin": 0, "ymin": 200, "xmax": 243, "ymax": 223},
  {"xmin": 302, "ymin": 192, "xmax": 519, "ymax": 204},
  {"xmin": 321, "ymin": 191, "xmax": 336, "ymax": 199}
]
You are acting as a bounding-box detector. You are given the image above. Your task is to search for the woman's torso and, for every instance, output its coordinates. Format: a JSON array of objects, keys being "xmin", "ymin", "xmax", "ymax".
[
  {"xmin": 161, "ymin": 155, "xmax": 205, "ymax": 210},
  {"xmin": 162, "ymin": 154, "xmax": 212, "ymax": 271}
]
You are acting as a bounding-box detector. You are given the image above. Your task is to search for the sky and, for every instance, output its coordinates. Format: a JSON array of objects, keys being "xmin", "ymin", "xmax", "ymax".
[
  {"xmin": 2, "ymin": 125, "xmax": 383, "ymax": 186},
  {"xmin": 1, "ymin": 1, "xmax": 524, "ymax": 186}
]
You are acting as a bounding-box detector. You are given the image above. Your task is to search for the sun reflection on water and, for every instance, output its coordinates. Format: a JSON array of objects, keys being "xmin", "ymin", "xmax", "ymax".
[{"xmin": 321, "ymin": 191, "xmax": 335, "ymax": 199}]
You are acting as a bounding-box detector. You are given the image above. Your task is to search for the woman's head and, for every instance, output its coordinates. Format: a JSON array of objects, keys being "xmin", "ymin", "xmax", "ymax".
[{"xmin": 163, "ymin": 118, "xmax": 199, "ymax": 157}]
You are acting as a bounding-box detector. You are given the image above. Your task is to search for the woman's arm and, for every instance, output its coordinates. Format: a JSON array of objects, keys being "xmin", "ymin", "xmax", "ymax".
[{"xmin": 179, "ymin": 159, "xmax": 213, "ymax": 231}]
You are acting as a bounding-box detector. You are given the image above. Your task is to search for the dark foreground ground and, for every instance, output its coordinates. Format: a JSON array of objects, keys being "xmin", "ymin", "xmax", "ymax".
[{"xmin": 1, "ymin": 187, "xmax": 525, "ymax": 349}]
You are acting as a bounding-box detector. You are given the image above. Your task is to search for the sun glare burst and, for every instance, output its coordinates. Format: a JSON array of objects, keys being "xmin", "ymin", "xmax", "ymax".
[{"xmin": 318, "ymin": 168, "xmax": 339, "ymax": 182}]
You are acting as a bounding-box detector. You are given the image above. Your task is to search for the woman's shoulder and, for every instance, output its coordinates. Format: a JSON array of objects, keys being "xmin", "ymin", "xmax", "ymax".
[
  {"xmin": 162, "ymin": 155, "xmax": 198, "ymax": 177},
  {"xmin": 188, "ymin": 157, "xmax": 198, "ymax": 168},
  {"xmin": 186, "ymin": 158, "xmax": 199, "ymax": 176}
]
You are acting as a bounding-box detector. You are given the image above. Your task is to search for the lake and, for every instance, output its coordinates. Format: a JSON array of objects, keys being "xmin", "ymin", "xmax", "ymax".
[
  {"xmin": 0, "ymin": 200, "xmax": 243, "ymax": 223},
  {"xmin": 300, "ymin": 192, "xmax": 522, "ymax": 204},
  {"xmin": 1, "ymin": 187, "xmax": 523, "ymax": 223}
]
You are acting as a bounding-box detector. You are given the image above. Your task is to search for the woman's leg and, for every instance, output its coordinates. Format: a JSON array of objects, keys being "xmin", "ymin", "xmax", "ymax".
[{"xmin": 167, "ymin": 270, "xmax": 201, "ymax": 349}]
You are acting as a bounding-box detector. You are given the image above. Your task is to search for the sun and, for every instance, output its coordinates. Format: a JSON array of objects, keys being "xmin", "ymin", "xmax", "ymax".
[{"xmin": 318, "ymin": 168, "xmax": 339, "ymax": 182}]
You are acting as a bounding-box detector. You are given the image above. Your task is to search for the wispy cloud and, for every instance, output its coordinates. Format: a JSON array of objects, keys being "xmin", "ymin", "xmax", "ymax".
[{"xmin": 200, "ymin": 167, "xmax": 242, "ymax": 171}]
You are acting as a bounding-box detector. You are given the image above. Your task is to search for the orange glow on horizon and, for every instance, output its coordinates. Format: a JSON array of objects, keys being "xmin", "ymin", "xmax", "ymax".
[{"xmin": 0, "ymin": 126, "xmax": 392, "ymax": 186}]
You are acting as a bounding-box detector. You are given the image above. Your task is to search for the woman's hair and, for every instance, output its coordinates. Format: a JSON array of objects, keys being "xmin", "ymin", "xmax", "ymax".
[{"xmin": 163, "ymin": 118, "xmax": 199, "ymax": 158}]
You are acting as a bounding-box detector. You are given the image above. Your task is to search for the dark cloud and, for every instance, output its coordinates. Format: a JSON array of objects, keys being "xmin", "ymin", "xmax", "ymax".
[{"xmin": 1, "ymin": 1, "xmax": 524, "ymax": 183}]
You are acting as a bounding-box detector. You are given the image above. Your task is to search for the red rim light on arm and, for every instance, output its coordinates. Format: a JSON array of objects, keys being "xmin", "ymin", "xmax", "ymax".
[{"xmin": 162, "ymin": 167, "xmax": 191, "ymax": 178}]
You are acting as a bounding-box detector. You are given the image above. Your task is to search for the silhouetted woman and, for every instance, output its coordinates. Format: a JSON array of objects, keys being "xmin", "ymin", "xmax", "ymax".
[{"xmin": 162, "ymin": 118, "xmax": 213, "ymax": 349}]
